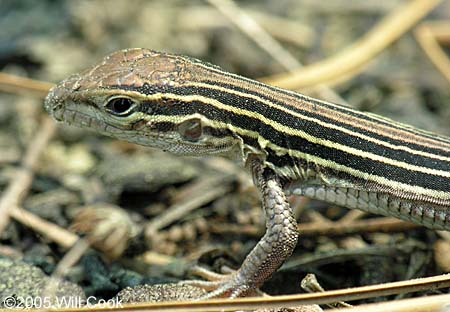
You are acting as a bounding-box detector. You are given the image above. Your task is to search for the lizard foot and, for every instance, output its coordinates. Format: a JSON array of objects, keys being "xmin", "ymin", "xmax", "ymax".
[{"xmin": 180, "ymin": 265, "xmax": 259, "ymax": 299}]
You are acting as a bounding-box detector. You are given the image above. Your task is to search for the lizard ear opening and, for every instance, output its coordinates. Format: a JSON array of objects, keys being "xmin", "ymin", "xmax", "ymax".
[{"xmin": 178, "ymin": 118, "xmax": 202, "ymax": 142}]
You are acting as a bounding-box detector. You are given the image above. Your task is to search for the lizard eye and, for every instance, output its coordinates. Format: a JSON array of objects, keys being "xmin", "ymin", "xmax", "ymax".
[
  {"xmin": 178, "ymin": 118, "xmax": 202, "ymax": 142},
  {"xmin": 105, "ymin": 97, "xmax": 137, "ymax": 117}
]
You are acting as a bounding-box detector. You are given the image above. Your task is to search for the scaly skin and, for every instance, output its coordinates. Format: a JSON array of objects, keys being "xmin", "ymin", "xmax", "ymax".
[{"xmin": 45, "ymin": 48, "xmax": 450, "ymax": 298}]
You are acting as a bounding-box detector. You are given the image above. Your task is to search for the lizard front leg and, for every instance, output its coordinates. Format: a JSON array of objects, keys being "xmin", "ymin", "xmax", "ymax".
[{"xmin": 184, "ymin": 158, "xmax": 299, "ymax": 298}]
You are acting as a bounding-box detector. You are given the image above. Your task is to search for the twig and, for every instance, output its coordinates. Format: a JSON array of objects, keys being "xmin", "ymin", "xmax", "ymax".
[
  {"xmin": 9, "ymin": 205, "xmax": 78, "ymax": 248},
  {"xmin": 53, "ymin": 240, "xmax": 90, "ymax": 276},
  {"xmin": 206, "ymin": 0, "xmax": 345, "ymax": 104},
  {"xmin": 261, "ymin": 0, "xmax": 443, "ymax": 90},
  {"xmin": 415, "ymin": 21, "xmax": 450, "ymax": 84},
  {"xmin": 141, "ymin": 251, "xmax": 185, "ymax": 267},
  {"xmin": 0, "ymin": 73, "xmax": 84, "ymax": 269},
  {"xmin": 210, "ymin": 217, "xmax": 421, "ymax": 237},
  {"xmin": 338, "ymin": 209, "xmax": 367, "ymax": 223},
  {"xmin": 0, "ymin": 74, "xmax": 54, "ymax": 237},
  {"xmin": 31, "ymin": 274, "xmax": 450, "ymax": 311},
  {"xmin": 145, "ymin": 175, "xmax": 234, "ymax": 236},
  {"xmin": 0, "ymin": 72, "xmax": 53, "ymax": 98},
  {"xmin": 178, "ymin": 7, "xmax": 315, "ymax": 48},
  {"xmin": 0, "ymin": 117, "xmax": 56, "ymax": 235},
  {"xmin": 301, "ymin": 273, "xmax": 352, "ymax": 308},
  {"xmin": 0, "ymin": 244, "xmax": 23, "ymax": 258},
  {"xmin": 327, "ymin": 293, "xmax": 450, "ymax": 312},
  {"xmin": 43, "ymin": 239, "xmax": 90, "ymax": 300},
  {"xmin": 298, "ymin": 217, "xmax": 421, "ymax": 236},
  {"xmin": 206, "ymin": 0, "xmax": 300, "ymax": 71}
]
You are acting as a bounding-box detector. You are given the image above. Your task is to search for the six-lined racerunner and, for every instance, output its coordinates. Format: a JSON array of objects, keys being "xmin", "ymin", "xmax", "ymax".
[{"xmin": 45, "ymin": 48, "xmax": 450, "ymax": 298}]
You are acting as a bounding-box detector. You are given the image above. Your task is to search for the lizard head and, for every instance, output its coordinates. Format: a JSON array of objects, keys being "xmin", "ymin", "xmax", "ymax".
[{"xmin": 45, "ymin": 48, "xmax": 244, "ymax": 157}]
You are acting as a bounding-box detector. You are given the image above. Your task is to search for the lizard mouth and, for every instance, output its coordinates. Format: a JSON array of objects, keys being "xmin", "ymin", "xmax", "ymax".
[
  {"xmin": 56, "ymin": 105, "xmax": 129, "ymax": 137},
  {"xmin": 49, "ymin": 104, "xmax": 65, "ymax": 122}
]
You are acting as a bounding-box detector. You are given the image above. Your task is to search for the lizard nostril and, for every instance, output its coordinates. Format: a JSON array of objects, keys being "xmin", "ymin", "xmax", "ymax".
[{"xmin": 44, "ymin": 84, "xmax": 69, "ymax": 122}]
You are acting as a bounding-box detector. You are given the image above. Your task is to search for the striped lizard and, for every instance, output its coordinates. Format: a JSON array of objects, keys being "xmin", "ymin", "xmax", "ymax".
[{"xmin": 45, "ymin": 48, "xmax": 450, "ymax": 298}]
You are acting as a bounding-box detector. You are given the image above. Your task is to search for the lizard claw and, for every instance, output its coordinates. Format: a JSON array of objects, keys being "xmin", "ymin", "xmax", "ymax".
[{"xmin": 180, "ymin": 266, "xmax": 258, "ymax": 299}]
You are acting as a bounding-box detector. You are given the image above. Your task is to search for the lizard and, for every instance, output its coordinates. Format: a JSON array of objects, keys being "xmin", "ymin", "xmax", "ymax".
[{"xmin": 44, "ymin": 48, "xmax": 450, "ymax": 298}]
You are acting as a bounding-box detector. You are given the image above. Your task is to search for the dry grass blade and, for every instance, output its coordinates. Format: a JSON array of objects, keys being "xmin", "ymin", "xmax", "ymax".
[
  {"xmin": 179, "ymin": 7, "xmax": 315, "ymax": 49},
  {"xmin": 262, "ymin": 0, "xmax": 443, "ymax": 90},
  {"xmin": 0, "ymin": 72, "xmax": 53, "ymax": 98},
  {"xmin": 415, "ymin": 21, "xmax": 450, "ymax": 84},
  {"xmin": 206, "ymin": 0, "xmax": 345, "ymax": 104},
  {"xmin": 28, "ymin": 274, "xmax": 450, "ymax": 312},
  {"xmin": 327, "ymin": 293, "xmax": 450, "ymax": 312},
  {"xmin": 206, "ymin": 0, "xmax": 301, "ymax": 71}
]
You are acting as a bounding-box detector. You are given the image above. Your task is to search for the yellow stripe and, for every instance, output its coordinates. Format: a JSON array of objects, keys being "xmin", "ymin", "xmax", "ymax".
[
  {"xmin": 184, "ymin": 82, "xmax": 450, "ymax": 162},
  {"xmin": 141, "ymin": 113, "xmax": 450, "ymax": 202},
  {"xmin": 194, "ymin": 60, "xmax": 450, "ymax": 143},
  {"xmin": 125, "ymin": 90, "xmax": 449, "ymax": 178}
]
